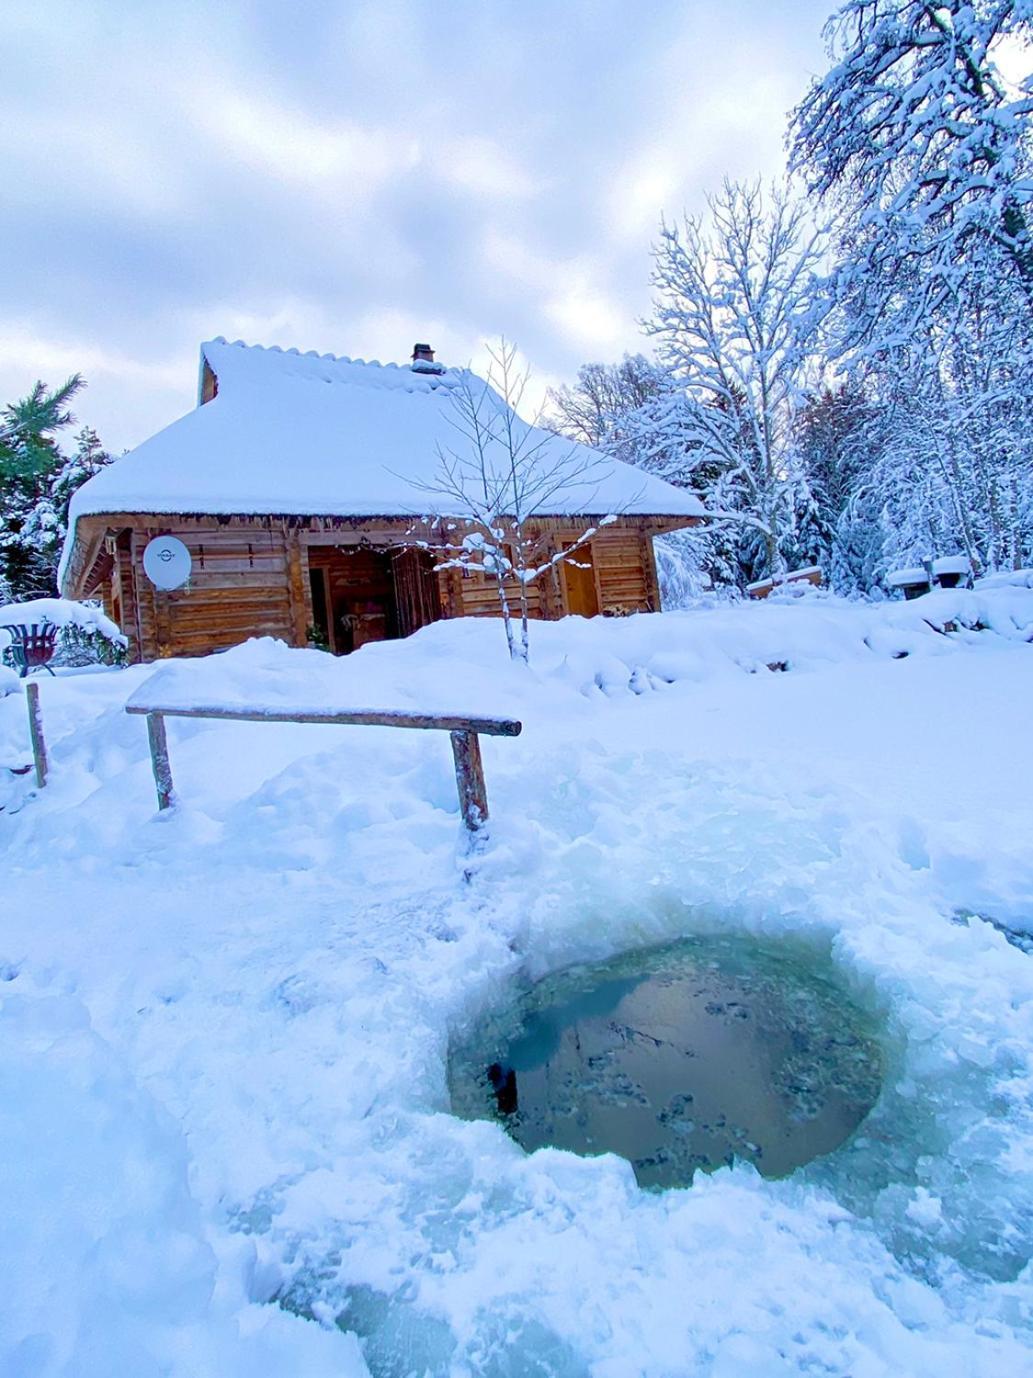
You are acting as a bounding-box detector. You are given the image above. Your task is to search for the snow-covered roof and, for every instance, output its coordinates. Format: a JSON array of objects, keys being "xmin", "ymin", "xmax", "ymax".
[{"xmin": 64, "ymin": 339, "xmax": 705, "ymax": 548}]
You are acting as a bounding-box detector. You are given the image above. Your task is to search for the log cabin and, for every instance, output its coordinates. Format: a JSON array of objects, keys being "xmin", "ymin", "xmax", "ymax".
[{"xmin": 59, "ymin": 338, "xmax": 704, "ymax": 661}]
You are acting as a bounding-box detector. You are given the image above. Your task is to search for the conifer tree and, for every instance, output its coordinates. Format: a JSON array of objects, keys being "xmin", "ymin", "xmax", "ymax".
[{"xmin": 0, "ymin": 376, "xmax": 113, "ymax": 601}]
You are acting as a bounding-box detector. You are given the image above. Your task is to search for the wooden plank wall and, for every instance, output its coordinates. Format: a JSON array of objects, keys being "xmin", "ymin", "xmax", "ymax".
[
  {"xmin": 79, "ymin": 514, "xmax": 687, "ymax": 661},
  {"xmin": 593, "ymin": 529, "xmax": 653, "ymax": 613},
  {"xmin": 547, "ymin": 528, "xmax": 656, "ymax": 616},
  {"xmin": 453, "ymin": 556, "xmax": 544, "ymax": 620},
  {"xmin": 132, "ymin": 524, "xmax": 295, "ymax": 659}
]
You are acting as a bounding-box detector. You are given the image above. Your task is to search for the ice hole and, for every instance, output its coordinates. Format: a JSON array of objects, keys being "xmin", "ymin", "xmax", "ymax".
[{"xmin": 449, "ymin": 934, "xmax": 884, "ymax": 1187}]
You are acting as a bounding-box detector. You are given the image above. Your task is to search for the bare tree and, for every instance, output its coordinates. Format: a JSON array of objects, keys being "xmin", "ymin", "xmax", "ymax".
[
  {"xmin": 546, "ymin": 354, "xmax": 667, "ymax": 450},
  {"xmin": 413, "ymin": 340, "xmax": 616, "ymax": 665}
]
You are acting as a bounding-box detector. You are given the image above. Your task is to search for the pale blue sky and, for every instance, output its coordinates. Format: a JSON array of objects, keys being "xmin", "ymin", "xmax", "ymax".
[{"xmin": 2, "ymin": 0, "xmax": 834, "ymax": 452}]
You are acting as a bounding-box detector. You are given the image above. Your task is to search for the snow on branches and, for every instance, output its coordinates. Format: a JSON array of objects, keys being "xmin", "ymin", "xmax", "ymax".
[
  {"xmin": 644, "ymin": 180, "xmax": 830, "ymax": 582},
  {"xmin": 791, "ymin": 0, "xmax": 1033, "ymax": 331},
  {"xmin": 412, "ymin": 340, "xmax": 617, "ymax": 664}
]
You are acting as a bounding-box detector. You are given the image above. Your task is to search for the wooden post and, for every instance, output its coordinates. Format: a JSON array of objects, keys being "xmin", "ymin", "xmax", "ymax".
[
  {"xmin": 285, "ymin": 527, "xmax": 311, "ymax": 648},
  {"xmin": 450, "ymin": 729, "xmax": 488, "ymax": 833},
  {"xmin": 26, "ymin": 681, "xmax": 48, "ymax": 789},
  {"xmin": 641, "ymin": 529, "xmax": 663, "ymax": 612},
  {"xmin": 146, "ymin": 712, "xmax": 175, "ymax": 810}
]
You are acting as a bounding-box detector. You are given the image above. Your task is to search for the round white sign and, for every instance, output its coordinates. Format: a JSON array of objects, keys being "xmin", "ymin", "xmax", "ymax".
[{"xmin": 143, "ymin": 535, "xmax": 192, "ymax": 591}]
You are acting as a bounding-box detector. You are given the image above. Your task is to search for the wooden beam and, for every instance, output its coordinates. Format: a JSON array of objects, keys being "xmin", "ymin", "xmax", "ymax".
[
  {"xmin": 284, "ymin": 526, "xmax": 311, "ymax": 647},
  {"xmin": 145, "ymin": 712, "xmax": 175, "ymax": 810},
  {"xmin": 126, "ymin": 702, "xmax": 520, "ymax": 832},
  {"xmin": 641, "ymin": 530, "xmax": 663, "ymax": 611},
  {"xmin": 450, "ymin": 728, "xmax": 488, "ymax": 831},
  {"xmin": 26, "ymin": 682, "xmax": 48, "ymax": 789},
  {"xmin": 126, "ymin": 702, "xmax": 521, "ymax": 735}
]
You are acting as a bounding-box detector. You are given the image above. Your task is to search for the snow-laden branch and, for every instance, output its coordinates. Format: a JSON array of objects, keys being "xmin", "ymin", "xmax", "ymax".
[{"xmin": 411, "ymin": 340, "xmax": 630, "ymax": 664}]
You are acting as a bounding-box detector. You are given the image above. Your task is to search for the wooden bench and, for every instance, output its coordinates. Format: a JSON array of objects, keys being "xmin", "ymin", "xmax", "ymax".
[
  {"xmin": 124, "ymin": 702, "xmax": 522, "ymax": 835},
  {"xmin": 1, "ymin": 623, "xmax": 58, "ymax": 678},
  {"xmin": 747, "ymin": 567, "xmax": 823, "ymax": 601}
]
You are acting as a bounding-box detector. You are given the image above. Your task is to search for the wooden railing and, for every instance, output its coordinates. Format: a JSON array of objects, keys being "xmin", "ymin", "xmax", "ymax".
[{"xmin": 124, "ymin": 703, "xmax": 522, "ymax": 834}]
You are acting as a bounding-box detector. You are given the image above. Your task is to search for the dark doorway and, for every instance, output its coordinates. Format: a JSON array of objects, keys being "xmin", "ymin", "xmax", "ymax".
[{"xmin": 307, "ymin": 545, "xmax": 441, "ymax": 654}]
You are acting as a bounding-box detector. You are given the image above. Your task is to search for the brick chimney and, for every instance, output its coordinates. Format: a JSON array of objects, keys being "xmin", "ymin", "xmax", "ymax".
[{"xmin": 411, "ymin": 342, "xmax": 445, "ymax": 375}]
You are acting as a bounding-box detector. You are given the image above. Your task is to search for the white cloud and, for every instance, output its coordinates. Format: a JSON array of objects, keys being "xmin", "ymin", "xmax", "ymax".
[
  {"xmin": 607, "ymin": 149, "xmax": 681, "ymax": 241},
  {"xmin": 544, "ymin": 285, "xmax": 626, "ymax": 354},
  {"xmin": 0, "ymin": 326, "xmax": 187, "ymax": 394},
  {"xmin": 0, "ymin": 0, "xmax": 836, "ymax": 453},
  {"xmin": 433, "ymin": 135, "xmax": 544, "ymax": 200},
  {"xmin": 480, "ymin": 230, "xmax": 628, "ymax": 354},
  {"xmin": 189, "ymin": 87, "xmax": 421, "ymax": 190}
]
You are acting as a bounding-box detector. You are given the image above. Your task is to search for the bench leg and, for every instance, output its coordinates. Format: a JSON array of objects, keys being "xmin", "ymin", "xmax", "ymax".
[
  {"xmin": 26, "ymin": 682, "xmax": 48, "ymax": 789},
  {"xmin": 146, "ymin": 712, "xmax": 175, "ymax": 811},
  {"xmin": 450, "ymin": 729, "xmax": 488, "ymax": 834}
]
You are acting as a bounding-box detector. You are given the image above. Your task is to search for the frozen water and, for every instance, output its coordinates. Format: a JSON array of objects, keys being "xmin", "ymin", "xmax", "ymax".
[{"xmin": 448, "ymin": 935, "xmax": 884, "ymax": 1187}]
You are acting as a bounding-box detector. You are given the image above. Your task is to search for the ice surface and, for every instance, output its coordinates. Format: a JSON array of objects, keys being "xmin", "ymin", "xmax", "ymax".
[
  {"xmin": 3, "ymin": 591, "xmax": 1033, "ymax": 1373},
  {"xmin": 448, "ymin": 934, "xmax": 884, "ymax": 1186}
]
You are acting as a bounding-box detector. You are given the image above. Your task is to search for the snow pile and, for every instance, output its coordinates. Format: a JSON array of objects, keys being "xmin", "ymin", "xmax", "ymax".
[
  {"xmin": 0, "ymin": 984, "xmax": 365, "ymax": 1378},
  {"xmin": 0, "ymin": 597, "xmax": 125, "ymax": 650},
  {"xmin": 978, "ymin": 567, "xmax": 1033, "ymax": 590},
  {"xmin": 3, "ymin": 593, "xmax": 1033, "ymax": 1373},
  {"xmin": 108, "ymin": 585, "xmax": 1033, "ymax": 724}
]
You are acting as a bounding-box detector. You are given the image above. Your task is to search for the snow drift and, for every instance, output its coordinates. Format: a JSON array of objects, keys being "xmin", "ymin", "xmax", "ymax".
[{"xmin": 2, "ymin": 589, "xmax": 1033, "ymax": 1374}]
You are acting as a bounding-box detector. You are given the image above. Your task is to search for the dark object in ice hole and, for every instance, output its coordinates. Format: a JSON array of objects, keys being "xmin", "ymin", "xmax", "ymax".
[{"xmin": 487, "ymin": 1062, "xmax": 518, "ymax": 1114}]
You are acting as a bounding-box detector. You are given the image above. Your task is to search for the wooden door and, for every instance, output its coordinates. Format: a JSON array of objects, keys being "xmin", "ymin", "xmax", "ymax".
[
  {"xmin": 391, "ymin": 547, "xmax": 442, "ymax": 637},
  {"xmin": 562, "ymin": 543, "xmax": 600, "ymax": 617}
]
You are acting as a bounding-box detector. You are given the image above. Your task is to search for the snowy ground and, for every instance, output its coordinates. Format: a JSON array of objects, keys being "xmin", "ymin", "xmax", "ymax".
[{"xmin": 3, "ymin": 587, "xmax": 1033, "ymax": 1377}]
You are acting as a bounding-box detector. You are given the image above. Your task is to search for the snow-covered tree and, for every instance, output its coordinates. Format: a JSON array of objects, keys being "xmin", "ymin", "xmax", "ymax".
[
  {"xmin": 0, "ymin": 376, "xmax": 96, "ymax": 600},
  {"xmin": 845, "ymin": 311, "xmax": 1033, "ymax": 579},
  {"xmin": 791, "ymin": 384, "xmax": 872, "ymax": 582},
  {"xmin": 17, "ymin": 426, "xmax": 115, "ymax": 591},
  {"xmin": 791, "ymin": 1, "xmax": 1033, "ymax": 320},
  {"xmin": 788, "ymin": 3, "xmax": 1033, "ymax": 580},
  {"xmin": 417, "ymin": 340, "xmax": 612, "ymax": 664},
  {"xmin": 645, "ymin": 180, "xmax": 831, "ymax": 584},
  {"xmin": 547, "ymin": 357, "xmax": 732, "ymax": 597}
]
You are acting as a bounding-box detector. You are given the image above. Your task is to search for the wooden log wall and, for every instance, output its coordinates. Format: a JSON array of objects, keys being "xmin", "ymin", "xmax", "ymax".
[
  {"xmin": 72, "ymin": 512, "xmax": 691, "ymax": 662},
  {"xmin": 549, "ymin": 528, "xmax": 659, "ymax": 616},
  {"xmin": 454, "ymin": 563, "xmax": 544, "ymax": 620},
  {"xmin": 594, "ymin": 529, "xmax": 652, "ymax": 613},
  {"xmin": 132, "ymin": 523, "xmax": 295, "ymax": 659}
]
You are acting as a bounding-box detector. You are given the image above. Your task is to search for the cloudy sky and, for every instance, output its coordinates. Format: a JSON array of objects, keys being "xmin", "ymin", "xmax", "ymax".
[{"xmin": 2, "ymin": 0, "xmax": 834, "ymax": 453}]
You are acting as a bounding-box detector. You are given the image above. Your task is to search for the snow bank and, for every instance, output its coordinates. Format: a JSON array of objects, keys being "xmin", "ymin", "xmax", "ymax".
[
  {"xmin": 0, "ymin": 985, "xmax": 365, "ymax": 1378},
  {"xmin": 120, "ymin": 585, "xmax": 1033, "ymax": 722},
  {"xmin": 0, "ymin": 597, "xmax": 124, "ymax": 649},
  {"xmin": 3, "ymin": 591, "xmax": 1033, "ymax": 1372},
  {"xmin": 978, "ymin": 567, "xmax": 1033, "ymax": 590}
]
